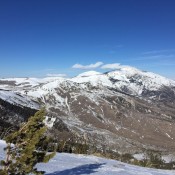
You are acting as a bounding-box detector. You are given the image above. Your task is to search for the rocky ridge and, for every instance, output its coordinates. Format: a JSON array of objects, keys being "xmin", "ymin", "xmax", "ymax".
[{"xmin": 0, "ymin": 66, "xmax": 175, "ymax": 153}]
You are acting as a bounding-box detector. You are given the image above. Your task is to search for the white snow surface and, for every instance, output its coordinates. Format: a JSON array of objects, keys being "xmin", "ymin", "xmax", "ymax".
[
  {"xmin": 0, "ymin": 90, "xmax": 39, "ymax": 109},
  {"xmin": 71, "ymin": 73, "xmax": 113, "ymax": 87},
  {"xmin": 106, "ymin": 66, "xmax": 175, "ymax": 91},
  {"xmin": 1, "ymin": 67, "xmax": 175, "ymax": 92},
  {"xmin": 0, "ymin": 140, "xmax": 174, "ymax": 175},
  {"xmin": 0, "ymin": 77, "xmax": 63, "ymax": 87},
  {"xmin": 1, "ymin": 66, "xmax": 175, "ymax": 107},
  {"xmin": 76, "ymin": 71, "xmax": 102, "ymax": 77}
]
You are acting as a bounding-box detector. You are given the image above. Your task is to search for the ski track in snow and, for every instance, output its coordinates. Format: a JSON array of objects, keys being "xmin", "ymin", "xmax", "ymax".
[{"xmin": 0, "ymin": 140, "xmax": 174, "ymax": 175}]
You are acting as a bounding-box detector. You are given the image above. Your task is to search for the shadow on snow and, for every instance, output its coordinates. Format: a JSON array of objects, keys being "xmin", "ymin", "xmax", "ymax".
[{"xmin": 46, "ymin": 163, "xmax": 105, "ymax": 175}]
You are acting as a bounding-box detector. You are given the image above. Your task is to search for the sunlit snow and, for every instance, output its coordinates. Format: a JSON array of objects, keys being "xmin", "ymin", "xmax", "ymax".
[{"xmin": 0, "ymin": 140, "xmax": 175, "ymax": 175}]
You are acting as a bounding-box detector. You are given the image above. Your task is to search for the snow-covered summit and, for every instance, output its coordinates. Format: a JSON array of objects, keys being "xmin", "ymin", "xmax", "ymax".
[
  {"xmin": 107, "ymin": 65, "xmax": 173, "ymax": 84},
  {"xmin": 110, "ymin": 65, "xmax": 141, "ymax": 72},
  {"xmin": 1, "ymin": 65, "xmax": 175, "ymax": 104},
  {"xmin": 1, "ymin": 66, "xmax": 175, "ymax": 155},
  {"xmin": 70, "ymin": 66, "xmax": 175, "ymax": 96},
  {"xmin": 106, "ymin": 65, "xmax": 175, "ymax": 93},
  {"xmin": 76, "ymin": 71, "xmax": 102, "ymax": 77},
  {"xmin": 71, "ymin": 72, "xmax": 112, "ymax": 87},
  {"xmin": 107, "ymin": 66, "xmax": 170, "ymax": 83}
]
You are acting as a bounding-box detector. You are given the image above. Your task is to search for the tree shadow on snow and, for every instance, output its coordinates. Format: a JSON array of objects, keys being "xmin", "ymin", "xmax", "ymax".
[{"xmin": 46, "ymin": 163, "xmax": 105, "ymax": 175}]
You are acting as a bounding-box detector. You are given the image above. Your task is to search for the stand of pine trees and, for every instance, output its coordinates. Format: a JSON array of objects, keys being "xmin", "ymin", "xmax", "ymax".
[{"xmin": 0, "ymin": 109, "xmax": 56, "ymax": 175}]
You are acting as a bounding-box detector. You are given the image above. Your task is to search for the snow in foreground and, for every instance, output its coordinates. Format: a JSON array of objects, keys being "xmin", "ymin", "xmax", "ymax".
[
  {"xmin": 37, "ymin": 153, "xmax": 175, "ymax": 175},
  {"xmin": 0, "ymin": 140, "xmax": 174, "ymax": 175}
]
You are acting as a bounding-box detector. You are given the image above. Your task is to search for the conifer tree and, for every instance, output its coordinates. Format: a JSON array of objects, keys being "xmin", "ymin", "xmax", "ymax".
[{"xmin": 0, "ymin": 109, "xmax": 56, "ymax": 175}]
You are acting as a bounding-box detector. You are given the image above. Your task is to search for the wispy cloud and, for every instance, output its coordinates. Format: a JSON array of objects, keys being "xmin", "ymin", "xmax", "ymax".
[
  {"xmin": 46, "ymin": 73, "xmax": 67, "ymax": 77},
  {"xmin": 142, "ymin": 49, "xmax": 175, "ymax": 55},
  {"xmin": 72, "ymin": 62, "xmax": 103, "ymax": 69},
  {"xmin": 136, "ymin": 54, "xmax": 174, "ymax": 61},
  {"xmin": 101, "ymin": 63, "xmax": 121, "ymax": 69}
]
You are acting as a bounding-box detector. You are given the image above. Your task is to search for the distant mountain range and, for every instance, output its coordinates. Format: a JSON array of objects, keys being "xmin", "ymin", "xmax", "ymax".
[{"xmin": 1, "ymin": 65, "xmax": 175, "ymax": 153}]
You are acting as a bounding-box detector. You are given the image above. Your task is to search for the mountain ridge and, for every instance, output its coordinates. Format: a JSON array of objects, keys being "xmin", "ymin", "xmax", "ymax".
[{"xmin": 0, "ymin": 66, "xmax": 175, "ymax": 154}]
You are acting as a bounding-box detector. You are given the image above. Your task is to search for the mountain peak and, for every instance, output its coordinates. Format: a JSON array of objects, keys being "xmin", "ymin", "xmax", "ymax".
[
  {"xmin": 1, "ymin": 65, "xmax": 175, "ymax": 155},
  {"xmin": 76, "ymin": 71, "xmax": 101, "ymax": 77},
  {"xmin": 107, "ymin": 65, "xmax": 142, "ymax": 75}
]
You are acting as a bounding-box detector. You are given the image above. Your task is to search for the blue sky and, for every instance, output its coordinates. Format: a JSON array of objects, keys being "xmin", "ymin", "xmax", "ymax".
[{"xmin": 0, "ymin": 0, "xmax": 175, "ymax": 79}]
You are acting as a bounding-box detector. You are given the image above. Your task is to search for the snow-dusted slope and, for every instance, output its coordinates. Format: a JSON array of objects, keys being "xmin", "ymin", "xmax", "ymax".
[
  {"xmin": 106, "ymin": 66, "xmax": 175, "ymax": 95},
  {"xmin": 1, "ymin": 66, "xmax": 175, "ymax": 153},
  {"xmin": 72, "ymin": 66, "xmax": 175, "ymax": 96},
  {"xmin": 71, "ymin": 73, "xmax": 113, "ymax": 87},
  {"xmin": 0, "ymin": 90, "xmax": 39, "ymax": 109},
  {"xmin": 0, "ymin": 77, "xmax": 65, "ymax": 108},
  {"xmin": 0, "ymin": 140, "xmax": 174, "ymax": 175},
  {"xmin": 0, "ymin": 77, "xmax": 64, "ymax": 89},
  {"xmin": 82, "ymin": 67, "xmax": 171, "ymax": 96},
  {"xmin": 1, "ymin": 66, "xmax": 175, "ymax": 99}
]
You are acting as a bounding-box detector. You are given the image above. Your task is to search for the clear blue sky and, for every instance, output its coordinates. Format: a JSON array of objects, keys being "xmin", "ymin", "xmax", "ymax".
[{"xmin": 0, "ymin": 0, "xmax": 175, "ymax": 78}]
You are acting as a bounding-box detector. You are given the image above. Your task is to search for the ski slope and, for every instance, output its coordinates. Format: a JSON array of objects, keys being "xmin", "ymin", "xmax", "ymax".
[{"xmin": 0, "ymin": 140, "xmax": 174, "ymax": 175}]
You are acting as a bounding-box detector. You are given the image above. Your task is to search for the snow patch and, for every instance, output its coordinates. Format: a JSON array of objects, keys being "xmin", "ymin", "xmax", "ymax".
[{"xmin": 44, "ymin": 116, "xmax": 56, "ymax": 128}]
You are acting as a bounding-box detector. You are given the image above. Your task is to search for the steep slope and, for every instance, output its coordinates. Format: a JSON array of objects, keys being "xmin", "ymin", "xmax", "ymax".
[
  {"xmin": 0, "ymin": 97, "xmax": 37, "ymax": 139},
  {"xmin": 0, "ymin": 66, "xmax": 175, "ymax": 153},
  {"xmin": 0, "ymin": 90, "xmax": 39, "ymax": 109},
  {"xmin": 106, "ymin": 66, "xmax": 175, "ymax": 103}
]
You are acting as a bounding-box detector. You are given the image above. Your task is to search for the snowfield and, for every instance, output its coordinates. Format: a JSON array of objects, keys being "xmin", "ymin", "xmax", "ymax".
[
  {"xmin": 0, "ymin": 90, "xmax": 39, "ymax": 109},
  {"xmin": 37, "ymin": 153, "xmax": 175, "ymax": 175},
  {"xmin": 0, "ymin": 140, "xmax": 175, "ymax": 175}
]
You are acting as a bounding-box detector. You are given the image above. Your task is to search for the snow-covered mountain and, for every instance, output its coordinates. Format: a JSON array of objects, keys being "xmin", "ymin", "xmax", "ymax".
[
  {"xmin": 72, "ymin": 66, "xmax": 175, "ymax": 96},
  {"xmin": 1, "ymin": 66, "xmax": 175, "ymax": 102},
  {"xmin": 1, "ymin": 65, "xmax": 175, "ymax": 154}
]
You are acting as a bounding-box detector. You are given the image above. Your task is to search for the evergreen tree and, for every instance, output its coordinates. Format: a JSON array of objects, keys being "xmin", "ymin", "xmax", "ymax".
[{"xmin": 0, "ymin": 109, "xmax": 56, "ymax": 175}]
